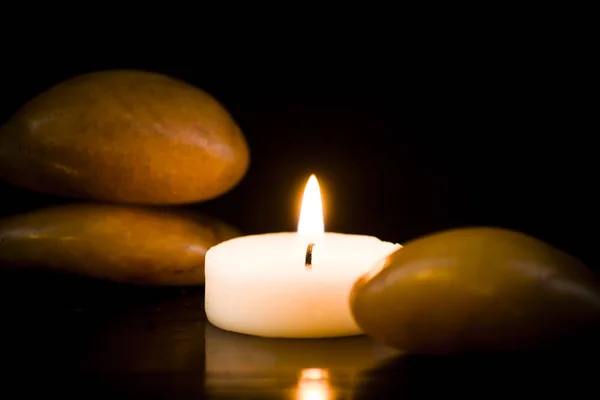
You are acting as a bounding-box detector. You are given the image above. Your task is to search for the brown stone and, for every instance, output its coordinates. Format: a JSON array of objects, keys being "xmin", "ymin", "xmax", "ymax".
[
  {"xmin": 0, "ymin": 204, "xmax": 240, "ymax": 285},
  {"xmin": 0, "ymin": 70, "xmax": 249, "ymax": 204},
  {"xmin": 350, "ymin": 227, "xmax": 600, "ymax": 354}
]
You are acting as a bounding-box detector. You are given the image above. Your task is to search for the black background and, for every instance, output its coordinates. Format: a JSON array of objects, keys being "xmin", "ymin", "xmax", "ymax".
[
  {"xmin": 0, "ymin": 51, "xmax": 594, "ymax": 268},
  {"xmin": 0, "ymin": 29, "xmax": 597, "ymax": 398}
]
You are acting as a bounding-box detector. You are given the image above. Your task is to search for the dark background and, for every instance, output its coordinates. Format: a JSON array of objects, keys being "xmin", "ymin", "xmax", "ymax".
[
  {"xmin": 0, "ymin": 54, "xmax": 594, "ymax": 268},
  {"xmin": 0, "ymin": 41, "xmax": 597, "ymax": 398}
]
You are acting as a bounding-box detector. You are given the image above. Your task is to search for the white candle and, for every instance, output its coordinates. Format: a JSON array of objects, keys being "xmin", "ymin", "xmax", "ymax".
[{"xmin": 205, "ymin": 175, "xmax": 401, "ymax": 338}]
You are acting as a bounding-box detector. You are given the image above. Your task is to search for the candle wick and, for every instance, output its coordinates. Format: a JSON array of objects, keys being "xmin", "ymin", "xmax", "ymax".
[{"xmin": 305, "ymin": 243, "xmax": 315, "ymax": 269}]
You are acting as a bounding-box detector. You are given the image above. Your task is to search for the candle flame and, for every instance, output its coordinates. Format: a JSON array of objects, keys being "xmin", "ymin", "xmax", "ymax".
[{"xmin": 298, "ymin": 174, "xmax": 325, "ymax": 236}]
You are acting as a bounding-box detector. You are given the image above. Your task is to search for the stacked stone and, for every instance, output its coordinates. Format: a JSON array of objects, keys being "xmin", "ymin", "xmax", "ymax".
[{"xmin": 0, "ymin": 70, "xmax": 249, "ymax": 286}]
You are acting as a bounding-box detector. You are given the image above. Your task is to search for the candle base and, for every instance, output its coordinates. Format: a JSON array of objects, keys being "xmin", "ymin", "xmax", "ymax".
[{"xmin": 206, "ymin": 311, "xmax": 364, "ymax": 339}]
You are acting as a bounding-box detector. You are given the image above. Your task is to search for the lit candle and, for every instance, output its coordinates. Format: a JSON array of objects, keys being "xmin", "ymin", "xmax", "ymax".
[{"xmin": 205, "ymin": 174, "xmax": 401, "ymax": 338}]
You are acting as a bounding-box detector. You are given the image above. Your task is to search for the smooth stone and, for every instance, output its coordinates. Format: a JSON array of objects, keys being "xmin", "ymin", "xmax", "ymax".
[
  {"xmin": 0, "ymin": 70, "xmax": 249, "ymax": 205},
  {"xmin": 0, "ymin": 204, "xmax": 240, "ymax": 285},
  {"xmin": 350, "ymin": 227, "xmax": 600, "ymax": 354}
]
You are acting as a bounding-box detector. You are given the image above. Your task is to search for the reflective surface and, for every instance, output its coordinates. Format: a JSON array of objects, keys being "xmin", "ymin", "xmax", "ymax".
[{"xmin": 0, "ymin": 270, "xmax": 597, "ymax": 398}]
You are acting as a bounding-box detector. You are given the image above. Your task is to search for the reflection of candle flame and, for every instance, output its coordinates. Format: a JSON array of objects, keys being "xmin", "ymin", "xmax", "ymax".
[
  {"xmin": 298, "ymin": 174, "xmax": 325, "ymax": 236},
  {"xmin": 301, "ymin": 368, "xmax": 329, "ymax": 380},
  {"xmin": 296, "ymin": 368, "xmax": 331, "ymax": 400}
]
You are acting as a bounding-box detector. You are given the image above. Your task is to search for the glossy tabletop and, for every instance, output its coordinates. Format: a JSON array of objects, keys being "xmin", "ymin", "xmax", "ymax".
[{"xmin": 0, "ymin": 270, "xmax": 597, "ymax": 399}]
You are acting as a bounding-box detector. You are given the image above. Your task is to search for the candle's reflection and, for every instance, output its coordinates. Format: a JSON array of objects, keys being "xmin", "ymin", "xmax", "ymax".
[
  {"xmin": 296, "ymin": 368, "xmax": 331, "ymax": 400},
  {"xmin": 204, "ymin": 323, "xmax": 400, "ymax": 397}
]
